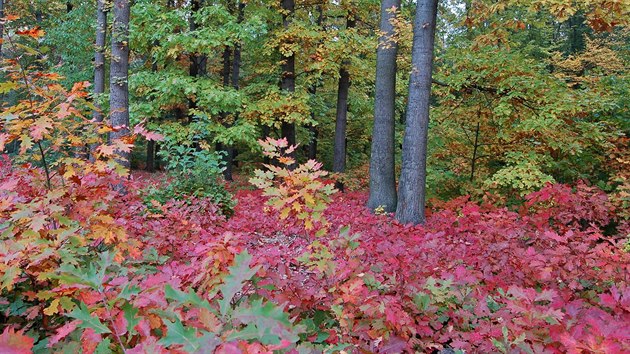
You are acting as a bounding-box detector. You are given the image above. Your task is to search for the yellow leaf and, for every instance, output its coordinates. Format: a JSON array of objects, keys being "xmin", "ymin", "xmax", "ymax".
[{"xmin": 44, "ymin": 298, "xmax": 60, "ymax": 316}]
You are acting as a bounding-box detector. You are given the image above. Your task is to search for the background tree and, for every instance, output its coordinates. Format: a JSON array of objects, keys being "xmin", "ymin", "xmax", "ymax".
[
  {"xmin": 109, "ymin": 0, "xmax": 131, "ymax": 168},
  {"xmin": 93, "ymin": 0, "xmax": 107, "ymax": 123}
]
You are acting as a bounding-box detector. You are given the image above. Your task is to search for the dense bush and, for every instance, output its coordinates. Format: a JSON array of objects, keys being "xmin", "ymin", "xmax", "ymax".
[{"xmin": 145, "ymin": 143, "xmax": 236, "ymax": 217}]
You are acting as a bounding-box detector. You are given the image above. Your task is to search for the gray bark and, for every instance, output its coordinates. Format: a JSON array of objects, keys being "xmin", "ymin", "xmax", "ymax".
[
  {"xmin": 93, "ymin": 0, "xmax": 107, "ymax": 123},
  {"xmin": 395, "ymin": 0, "xmax": 438, "ymax": 225},
  {"xmin": 333, "ymin": 15, "xmax": 356, "ymax": 178},
  {"xmin": 109, "ymin": 0, "xmax": 131, "ymax": 168},
  {"xmin": 368, "ymin": 0, "xmax": 401, "ymax": 212}
]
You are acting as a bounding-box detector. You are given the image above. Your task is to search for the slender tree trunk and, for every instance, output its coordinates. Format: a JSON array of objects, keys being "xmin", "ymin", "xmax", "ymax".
[
  {"xmin": 93, "ymin": 0, "xmax": 107, "ymax": 123},
  {"xmin": 109, "ymin": 0, "xmax": 131, "ymax": 169},
  {"xmin": 470, "ymin": 120, "xmax": 480, "ymax": 182},
  {"xmin": 367, "ymin": 0, "xmax": 400, "ymax": 212},
  {"xmin": 218, "ymin": 45, "xmax": 233, "ymax": 180},
  {"xmin": 307, "ymin": 84, "xmax": 319, "ymax": 161},
  {"xmin": 188, "ymin": 0, "xmax": 206, "ymax": 124},
  {"xmin": 0, "ymin": 0, "xmax": 4, "ymax": 57},
  {"xmin": 306, "ymin": 5, "xmax": 323, "ymax": 161},
  {"xmin": 221, "ymin": 1, "xmax": 245, "ymax": 181},
  {"xmin": 147, "ymin": 140, "xmax": 155, "ymax": 172},
  {"xmin": 395, "ymin": 0, "xmax": 438, "ymax": 225},
  {"xmin": 280, "ymin": 0, "xmax": 296, "ymax": 162},
  {"xmin": 146, "ymin": 44, "xmax": 159, "ymax": 172},
  {"xmin": 333, "ymin": 15, "xmax": 356, "ymax": 189}
]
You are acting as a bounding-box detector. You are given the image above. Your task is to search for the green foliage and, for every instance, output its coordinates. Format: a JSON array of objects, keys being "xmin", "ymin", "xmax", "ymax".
[
  {"xmin": 486, "ymin": 152, "xmax": 556, "ymax": 197},
  {"xmin": 145, "ymin": 137, "xmax": 236, "ymax": 216}
]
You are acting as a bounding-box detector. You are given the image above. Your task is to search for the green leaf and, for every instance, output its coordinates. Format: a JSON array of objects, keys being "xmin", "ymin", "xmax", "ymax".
[
  {"xmin": 229, "ymin": 298, "xmax": 300, "ymax": 345},
  {"xmin": 218, "ymin": 250, "xmax": 260, "ymax": 318},
  {"xmin": 94, "ymin": 338, "xmax": 112, "ymax": 354},
  {"xmin": 67, "ymin": 303, "xmax": 111, "ymax": 334},
  {"xmin": 158, "ymin": 318, "xmax": 200, "ymax": 352}
]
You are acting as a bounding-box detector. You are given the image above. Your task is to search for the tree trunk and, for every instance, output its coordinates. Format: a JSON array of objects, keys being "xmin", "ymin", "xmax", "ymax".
[
  {"xmin": 146, "ymin": 140, "xmax": 155, "ymax": 172},
  {"xmin": 93, "ymin": 0, "xmax": 107, "ymax": 123},
  {"xmin": 109, "ymin": 0, "xmax": 131, "ymax": 169},
  {"xmin": 0, "ymin": 0, "xmax": 4, "ymax": 57},
  {"xmin": 395, "ymin": 0, "xmax": 438, "ymax": 225},
  {"xmin": 221, "ymin": 1, "xmax": 245, "ymax": 181},
  {"xmin": 219, "ymin": 45, "xmax": 233, "ymax": 180},
  {"xmin": 333, "ymin": 15, "xmax": 356, "ymax": 186},
  {"xmin": 280, "ymin": 0, "xmax": 296, "ymax": 162},
  {"xmin": 306, "ymin": 5, "xmax": 323, "ymax": 161},
  {"xmin": 188, "ymin": 0, "xmax": 206, "ymax": 124},
  {"xmin": 367, "ymin": 0, "xmax": 400, "ymax": 212}
]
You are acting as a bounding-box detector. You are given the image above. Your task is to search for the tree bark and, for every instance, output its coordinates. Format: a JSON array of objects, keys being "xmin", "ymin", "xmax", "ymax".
[
  {"xmin": 93, "ymin": 0, "xmax": 107, "ymax": 123},
  {"xmin": 109, "ymin": 0, "xmax": 131, "ymax": 169},
  {"xmin": 0, "ymin": 0, "xmax": 4, "ymax": 57},
  {"xmin": 333, "ymin": 15, "xmax": 356, "ymax": 184},
  {"xmin": 395, "ymin": 0, "xmax": 438, "ymax": 225},
  {"xmin": 146, "ymin": 140, "xmax": 155, "ymax": 172},
  {"xmin": 280, "ymin": 0, "xmax": 296, "ymax": 162},
  {"xmin": 367, "ymin": 0, "xmax": 400, "ymax": 212}
]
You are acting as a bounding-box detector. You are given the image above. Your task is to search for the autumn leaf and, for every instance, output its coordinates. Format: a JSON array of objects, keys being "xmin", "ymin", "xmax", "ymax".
[
  {"xmin": 0, "ymin": 327, "xmax": 35, "ymax": 354},
  {"xmin": 16, "ymin": 27, "xmax": 45, "ymax": 38}
]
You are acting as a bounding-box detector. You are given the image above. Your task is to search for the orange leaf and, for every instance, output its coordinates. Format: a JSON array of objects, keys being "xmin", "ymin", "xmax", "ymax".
[{"xmin": 16, "ymin": 27, "xmax": 45, "ymax": 38}]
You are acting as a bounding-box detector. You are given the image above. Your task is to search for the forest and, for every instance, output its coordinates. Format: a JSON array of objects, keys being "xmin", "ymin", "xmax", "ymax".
[{"xmin": 0, "ymin": 0, "xmax": 629, "ymax": 352}]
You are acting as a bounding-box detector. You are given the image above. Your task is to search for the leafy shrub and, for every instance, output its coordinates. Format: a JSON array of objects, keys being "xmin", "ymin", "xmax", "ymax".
[{"xmin": 146, "ymin": 143, "xmax": 236, "ymax": 217}]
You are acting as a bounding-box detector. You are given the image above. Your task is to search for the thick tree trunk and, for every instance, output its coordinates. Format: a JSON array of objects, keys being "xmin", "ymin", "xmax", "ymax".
[
  {"xmin": 109, "ymin": 0, "xmax": 131, "ymax": 169},
  {"xmin": 280, "ymin": 0, "xmax": 296, "ymax": 161},
  {"xmin": 93, "ymin": 0, "xmax": 107, "ymax": 123},
  {"xmin": 395, "ymin": 0, "xmax": 438, "ymax": 225},
  {"xmin": 367, "ymin": 0, "xmax": 400, "ymax": 212},
  {"xmin": 333, "ymin": 15, "xmax": 356, "ymax": 184}
]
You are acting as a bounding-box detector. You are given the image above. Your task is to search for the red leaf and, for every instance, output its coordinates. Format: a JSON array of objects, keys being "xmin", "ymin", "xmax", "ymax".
[
  {"xmin": 0, "ymin": 327, "xmax": 35, "ymax": 354},
  {"xmin": 48, "ymin": 320, "xmax": 80, "ymax": 347}
]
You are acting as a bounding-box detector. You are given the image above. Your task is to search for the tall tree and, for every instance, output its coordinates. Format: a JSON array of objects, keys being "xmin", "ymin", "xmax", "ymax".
[
  {"xmin": 109, "ymin": 0, "xmax": 131, "ymax": 168},
  {"xmin": 189, "ymin": 0, "xmax": 207, "ymax": 124},
  {"xmin": 395, "ymin": 0, "xmax": 438, "ymax": 224},
  {"xmin": 367, "ymin": 0, "xmax": 400, "ymax": 212},
  {"xmin": 332, "ymin": 13, "xmax": 356, "ymax": 190},
  {"xmin": 280, "ymin": 0, "xmax": 296, "ymax": 158},
  {"xmin": 222, "ymin": 0, "xmax": 246, "ymax": 181},
  {"xmin": 93, "ymin": 0, "xmax": 107, "ymax": 123}
]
